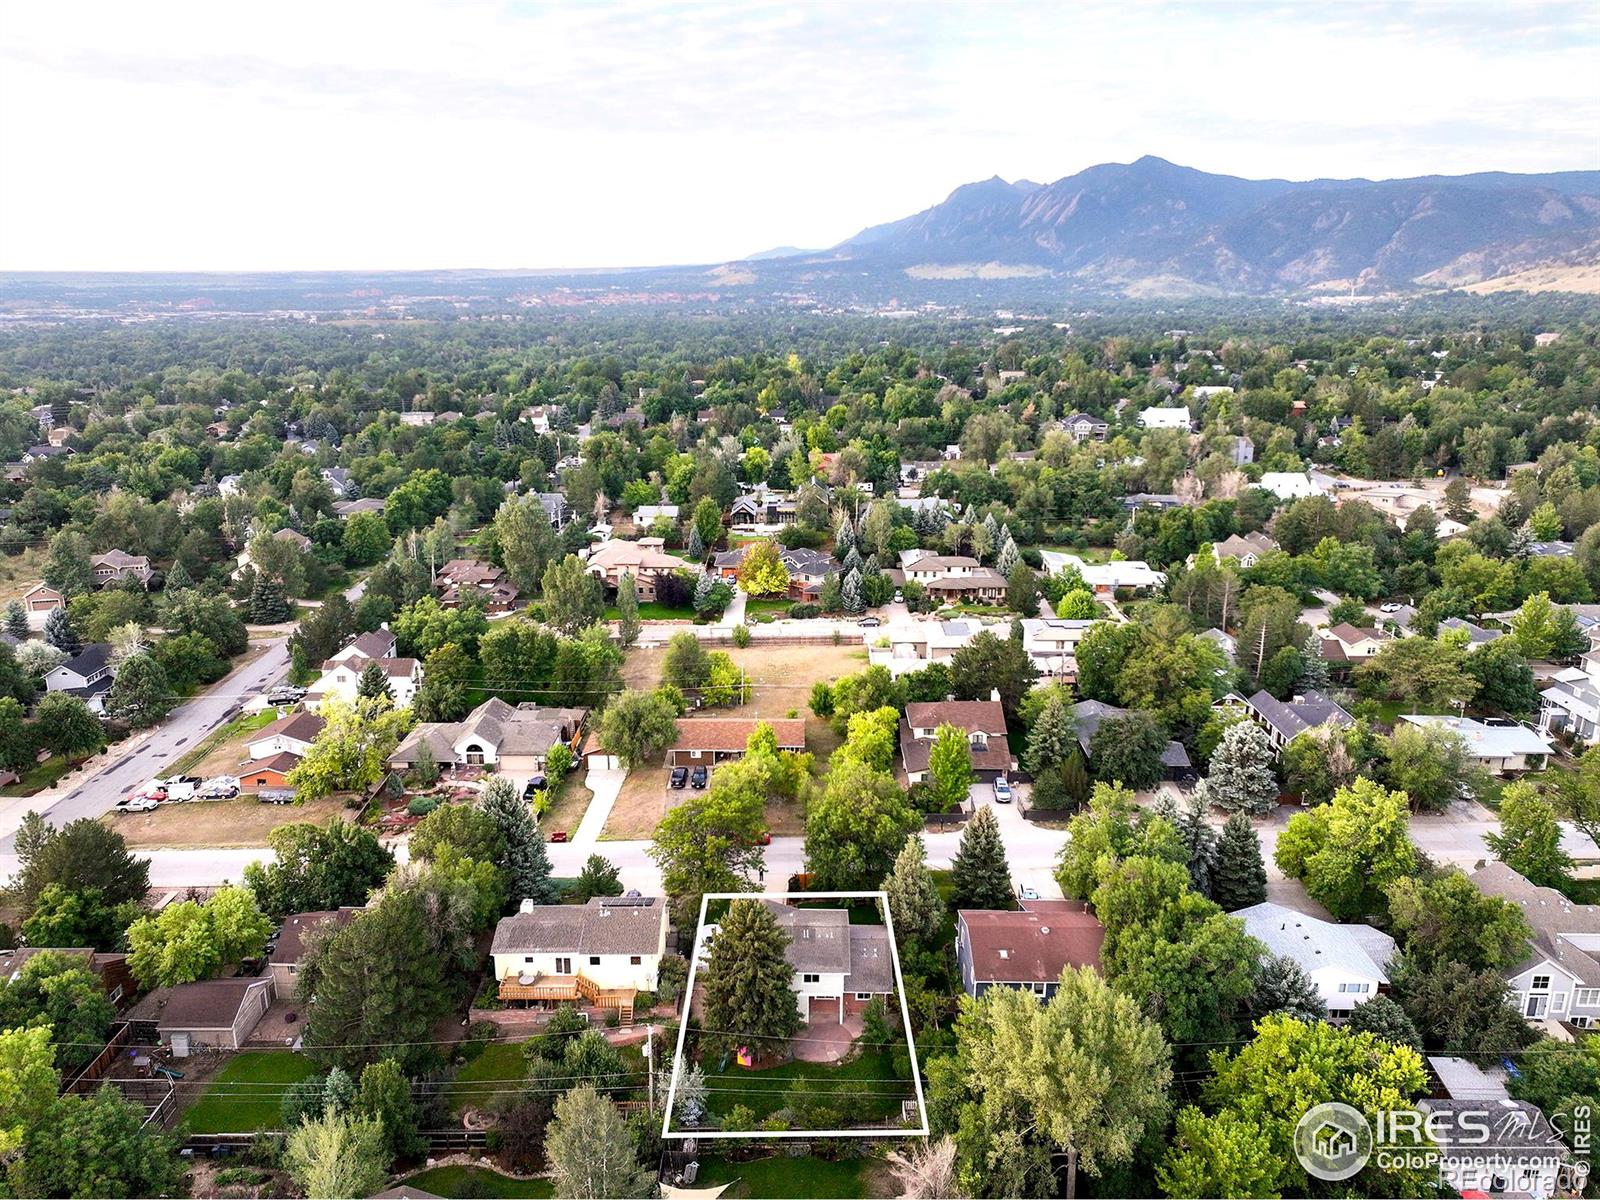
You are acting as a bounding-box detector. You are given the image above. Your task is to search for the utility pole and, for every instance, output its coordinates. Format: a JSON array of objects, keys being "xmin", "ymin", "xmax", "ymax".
[
  {"xmin": 1253, "ymin": 621, "xmax": 1268, "ymax": 684},
  {"xmin": 645, "ymin": 1025, "xmax": 655, "ymax": 1115}
]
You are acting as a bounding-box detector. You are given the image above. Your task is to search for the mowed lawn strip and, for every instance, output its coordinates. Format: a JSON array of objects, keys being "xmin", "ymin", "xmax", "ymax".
[
  {"xmin": 182, "ymin": 1050, "xmax": 320, "ymax": 1133},
  {"xmin": 400, "ymin": 1166, "xmax": 554, "ymax": 1198},
  {"xmin": 692, "ymin": 1155, "xmax": 875, "ymax": 1199},
  {"xmin": 701, "ymin": 1047, "xmax": 905, "ymax": 1121},
  {"xmin": 445, "ymin": 1039, "xmax": 528, "ymax": 1113}
]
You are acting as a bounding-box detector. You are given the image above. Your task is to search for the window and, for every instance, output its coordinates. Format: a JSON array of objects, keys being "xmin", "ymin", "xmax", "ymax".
[
  {"xmin": 1031, "ymin": 982, "xmax": 1048, "ymax": 996},
  {"xmin": 524, "ymin": 956, "xmax": 535, "ymax": 964},
  {"xmin": 589, "ymin": 956, "xmax": 600, "ymax": 966},
  {"xmin": 802, "ymin": 973, "xmax": 820, "ymax": 984},
  {"xmin": 555, "ymin": 957, "xmax": 572, "ymax": 975},
  {"xmin": 1576, "ymin": 989, "xmax": 1600, "ymax": 1008},
  {"xmin": 463, "ymin": 743, "xmax": 485, "ymax": 766},
  {"xmin": 1532, "ymin": 974, "xmax": 1552, "ymax": 991},
  {"xmin": 1575, "ymin": 1016, "xmax": 1592, "ymax": 1029},
  {"xmin": 1337, "ymin": 982, "xmax": 1370, "ymax": 995},
  {"xmin": 630, "ymin": 956, "xmax": 642, "ymax": 966}
]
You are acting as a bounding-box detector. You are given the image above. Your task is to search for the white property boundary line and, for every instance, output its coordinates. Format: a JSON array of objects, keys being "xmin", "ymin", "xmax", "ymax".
[{"xmin": 660, "ymin": 890, "xmax": 930, "ymax": 1141}]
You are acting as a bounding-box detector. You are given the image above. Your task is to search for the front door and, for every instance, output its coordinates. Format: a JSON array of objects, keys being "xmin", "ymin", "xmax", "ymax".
[{"xmin": 1526, "ymin": 994, "xmax": 1549, "ymax": 1018}]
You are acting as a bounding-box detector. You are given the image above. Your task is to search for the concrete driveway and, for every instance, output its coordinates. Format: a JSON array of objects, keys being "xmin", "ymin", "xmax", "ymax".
[{"xmin": 792, "ymin": 1011, "xmax": 864, "ymax": 1064}]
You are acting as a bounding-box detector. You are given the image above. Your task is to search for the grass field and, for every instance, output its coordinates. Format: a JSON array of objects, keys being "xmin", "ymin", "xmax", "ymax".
[
  {"xmin": 0, "ymin": 752, "xmax": 93, "ymax": 797},
  {"xmin": 182, "ymin": 1051, "xmax": 319, "ymax": 1133},
  {"xmin": 445, "ymin": 1040, "xmax": 528, "ymax": 1113},
  {"xmin": 604, "ymin": 601, "xmax": 699, "ymax": 621},
  {"xmin": 743, "ymin": 598, "xmax": 795, "ymax": 616},
  {"xmin": 603, "ymin": 642, "xmax": 865, "ymax": 839},
  {"xmin": 540, "ymin": 773, "xmax": 593, "ymax": 838},
  {"xmin": 108, "ymin": 793, "xmax": 351, "ymax": 848},
  {"xmin": 702, "ymin": 1047, "xmax": 905, "ymax": 1122},
  {"xmin": 399, "ymin": 1167, "xmax": 554, "ymax": 1198},
  {"xmin": 171, "ymin": 708, "xmax": 281, "ymax": 777},
  {"xmin": 692, "ymin": 1156, "xmax": 876, "ymax": 1198}
]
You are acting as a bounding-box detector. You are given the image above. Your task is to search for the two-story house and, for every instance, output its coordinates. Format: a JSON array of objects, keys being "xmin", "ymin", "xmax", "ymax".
[
  {"xmin": 1072, "ymin": 699, "xmax": 1193, "ymax": 780},
  {"xmin": 712, "ymin": 544, "xmax": 841, "ymax": 601},
  {"xmin": 304, "ymin": 654, "xmax": 422, "ymax": 712},
  {"xmin": 1235, "ymin": 902, "xmax": 1395, "ymax": 1018},
  {"xmin": 1211, "ymin": 531, "xmax": 1279, "ymax": 568},
  {"xmin": 434, "ymin": 559, "xmax": 520, "ymax": 612},
  {"xmin": 956, "ymin": 901, "xmax": 1105, "ymax": 999},
  {"xmin": 1059, "ymin": 413, "xmax": 1109, "ymax": 442},
  {"xmin": 267, "ymin": 908, "xmax": 360, "ymax": 997},
  {"xmin": 900, "ymin": 698, "xmax": 1013, "ymax": 784},
  {"xmin": 704, "ymin": 902, "xmax": 893, "ymax": 1024},
  {"xmin": 1019, "ymin": 617, "xmax": 1097, "ymax": 681},
  {"xmin": 1317, "ymin": 623, "xmax": 1388, "ymax": 669},
  {"xmin": 490, "ymin": 895, "xmax": 668, "ymax": 1026},
  {"xmin": 1245, "ymin": 689, "xmax": 1355, "ymax": 755},
  {"xmin": 90, "ymin": 550, "xmax": 153, "ymax": 588},
  {"xmin": 583, "ymin": 538, "xmax": 685, "ymax": 601},
  {"xmin": 1472, "ymin": 863, "xmax": 1600, "ymax": 1028},
  {"xmin": 44, "ymin": 643, "xmax": 115, "ymax": 715},
  {"xmin": 897, "ymin": 551, "xmax": 1007, "ymax": 604}
]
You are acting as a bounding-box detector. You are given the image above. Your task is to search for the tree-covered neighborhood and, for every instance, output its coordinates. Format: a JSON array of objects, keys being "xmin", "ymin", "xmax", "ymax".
[{"xmin": 1, "ymin": 1, "xmax": 1598, "ymax": 1193}]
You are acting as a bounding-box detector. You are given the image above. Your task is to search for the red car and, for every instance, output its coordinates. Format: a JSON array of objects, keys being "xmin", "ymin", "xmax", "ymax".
[
  {"xmin": 757, "ymin": 831, "xmax": 772, "ymax": 846},
  {"xmin": 549, "ymin": 830, "xmax": 569, "ymax": 843}
]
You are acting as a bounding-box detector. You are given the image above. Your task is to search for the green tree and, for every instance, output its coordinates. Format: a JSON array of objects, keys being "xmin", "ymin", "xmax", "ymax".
[
  {"xmin": 883, "ymin": 835, "xmax": 943, "ymax": 950},
  {"xmin": 355, "ymin": 659, "xmax": 394, "ymax": 702},
  {"xmin": 649, "ymin": 780, "xmax": 767, "ymax": 930},
  {"xmin": 575, "ymin": 853, "xmax": 623, "ymax": 902},
  {"xmin": 283, "ymin": 1110, "xmax": 389, "ymax": 1200},
  {"xmin": 737, "ymin": 539, "xmax": 790, "ymax": 597},
  {"xmin": 541, "ymin": 555, "xmax": 604, "ymax": 636},
  {"xmin": 1203, "ymin": 720, "xmax": 1278, "ymax": 815},
  {"xmin": 1391, "ymin": 955, "xmax": 1538, "ymax": 1058},
  {"xmin": 341, "ymin": 511, "xmax": 392, "ymax": 567},
  {"xmin": 1053, "ymin": 782, "xmax": 1182, "ymax": 900},
  {"xmin": 410, "ymin": 802, "xmax": 505, "ymax": 865},
  {"xmin": 1487, "ymin": 781, "xmax": 1574, "ymax": 889},
  {"xmin": 3, "ymin": 599, "xmax": 28, "ymax": 641},
  {"xmin": 1089, "ymin": 711, "xmax": 1167, "ymax": 790},
  {"xmin": 927, "ymin": 723, "xmax": 975, "ymax": 814},
  {"xmin": 1464, "ymin": 638, "xmax": 1538, "ymax": 715},
  {"xmin": 354, "ymin": 1058, "xmax": 424, "ymax": 1160},
  {"xmin": 1384, "ymin": 868, "xmax": 1532, "ymax": 972},
  {"xmin": 597, "ymin": 688, "xmax": 679, "ymax": 769},
  {"xmin": 951, "ymin": 806, "xmax": 1013, "ymax": 910},
  {"xmin": 803, "ymin": 758, "xmax": 921, "ymax": 890},
  {"xmin": 1005, "ymin": 563, "xmax": 1040, "ymax": 615},
  {"xmin": 948, "ymin": 631, "xmax": 1038, "ymax": 721},
  {"xmin": 0, "ymin": 1026, "xmax": 57, "ymax": 1160},
  {"xmin": 1508, "ymin": 591, "xmax": 1574, "ymax": 659},
  {"xmin": 1157, "ymin": 1106, "xmax": 1280, "ymax": 1200},
  {"xmin": 16, "ymin": 1085, "xmax": 182, "ymax": 1199},
  {"xmin": 244, "ymin": 820, "xmax": 394, "ymax": 919},
  {"xmin": 963, "ymin": 966, "xmax": 1171, "ymax": 1199},
  {"xmin": 0, "ymin": 696, "xmax": 35, "ymax": 773},
  {"xmin": 1344, "ymin": 994, "xmax": 1423, "ymax": 1051},
  {"xmin": 0, "ymin": 951, "xmax": 116, "ymax": 1070},
  {"xmin": 42, "ymin": 529, "xmax": 94, "ymax": 598},
  {"xmin": 43, "ymin": 606, "xmax": 81, "ymax": 655},
  {"xmin": 615, "ymin": 570, "xmax": 641, "ymax": 648},
  {"xmin": 1251, "ymin": 953, "xmax": 1325, "ymax": 1022},
  {"xmin": 19, "ymin": 884, "xmax": 140, "ymax": 951},
  {"xmin": 1355, "ymin": 635, "xmax": 1476, "ymax": 709},
  {"xmin": 495, "ymin": 492, "xmax": 561, "ymax": 595},
  {"xmin": 105, "ymin": 651, "xmax": 173, "ymax": 728},
  {"xmin": 1210, "ymin": 812, "xmax": 1267, "ymax": 911},
  {"xmin": 125, "ymin": 885, "xmax": 273, "ymax": 988},
  {"xmin": 6, "ymin": 815, "xmax": 148, "ymax": 917},
  {"xmin": 480, "ymin": 776, "xmax": 559, "ymax": 907},
  {"xmin": 700, "ymin": 899, "xmax": 801, "ymax": 1056},
  {"xmin": 1386, "ymin": 722, "xmax": 1482, "ymax": 812},
  {"xmin": 545, "ymin": 1085, "xmax": 657, "ymax": 1200},
  {"xmin": 1275, "ymin": 778, "xmax": 1416, "ymax": 921},
  {"xmin": 691, "ymin": 496, "xmax": 724, "ymax": 552},
  {"xmin": 285, "ymin": 696, "xmax": 413, "ymax": 801},
  {"xmin": 250, "ymin": 573, "xmax": 293, "ymax": 623}
]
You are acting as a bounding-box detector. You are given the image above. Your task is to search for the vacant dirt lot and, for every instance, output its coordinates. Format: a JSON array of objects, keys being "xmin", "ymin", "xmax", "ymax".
[
  {"xmin": 106, "ymin": 794, "xmax": 353, "ymax": 848},
  {"xmin": 603, "ymin": 641, "xmax": 867, "ymax": 839}
]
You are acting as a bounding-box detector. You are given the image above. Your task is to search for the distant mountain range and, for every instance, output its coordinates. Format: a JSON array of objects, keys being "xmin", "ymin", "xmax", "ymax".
[{"xmin": 806, "ymin": 156, "xmax": 1600, "ymax": 295}]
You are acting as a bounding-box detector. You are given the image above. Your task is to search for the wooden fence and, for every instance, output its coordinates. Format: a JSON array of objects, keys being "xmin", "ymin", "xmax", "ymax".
[{"xmin": 63, "ymin": 1022, "xmax": 131, "ymax": 1095}]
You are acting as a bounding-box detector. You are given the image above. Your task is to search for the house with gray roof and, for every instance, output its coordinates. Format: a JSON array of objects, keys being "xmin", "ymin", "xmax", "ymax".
[
  {"xmin": 1234, "ymin": 902, "xmax": 1394, "ymax": 1019},
  {"xmin": 1245, "ymin": 689, "xmax": 1354, "ymax": 754},
  {"xmin": 1416, "ymin": 1097, "xmax": 1571, "ymax": 1199},
  {"xmin": 43, "ymin": 642, "xmax": 115, "ymax": 715},
  {"xmin": 1438, "ymin": 616, "xmax": 1502, "ymax": 646},
  {"xmin": 1471, "ymin": 862, "xmax": 1600, "ymax": 1028},
  {"xmin": 751, "ymin": 901, "xmax": 894, "ymax": 1023},
  {"xmin": 388, "ymin": 697, "xmax": 587, "ymax": 783},
  {"xmin": 490, "ymin": 895, "xmax": 667, "ymax": 1022},
  {"xmin": 1072, "ymin": 699, "xmax": 1193, "ymax": 779},
  {"xmin": 1399, "ymin": 715, "xmax": 1551, "ymax": 774}
]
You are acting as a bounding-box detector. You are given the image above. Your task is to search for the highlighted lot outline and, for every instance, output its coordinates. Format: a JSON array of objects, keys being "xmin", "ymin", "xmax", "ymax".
[{"xmin": 661, "ymin": 889, "xmax": 929, "ymax": 1140}]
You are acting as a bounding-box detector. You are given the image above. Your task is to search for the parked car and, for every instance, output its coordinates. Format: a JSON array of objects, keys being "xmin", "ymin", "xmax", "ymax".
[
  {"xmin": 522, "ymin": 777, "xmax": 547, "ymax": 800},
  {"xmin": 1379, "ymin": 601, "xmax": 1402, "ymax": 613},
  {"xmin": 669, "ymin": 766, "xmax": 688, "ymax": 789},
  {"xmin": 266, "ymin": 687, "xmax": 304, "ymax": 705},
  {"xmin": 893, "ymin": 591, "xmax": 903, "ymax": 603},
  {"xmin": 114, "ymin": 795, "xmax": 159, "ymax": 814},
  {"xmin": 549, "ymin": 830, "xmax": 569, "ymax": 843},
  {"xmin": 994, "ymin": 778, "xmax": 1012, "ymax": 803},
  {"xmin": 198, "ymin": 776, "xmax": 239, "ymax": 799},
  {"xmin": 689, "ymin": 766, "xmax": 709, "ymax": 789},
  {"xmin": 858, "ymin": 616, "xmax": 881, "ymax": 627},
  {"xmin": 1019, "ymin": 885, "xmax": 1041, "ymax": 901}
]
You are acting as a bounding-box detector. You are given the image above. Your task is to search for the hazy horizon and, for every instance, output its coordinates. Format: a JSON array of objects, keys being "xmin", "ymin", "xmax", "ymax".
[{"xmin": 4, "ymin": 0, "xmax": 1597, "ymax": 273}]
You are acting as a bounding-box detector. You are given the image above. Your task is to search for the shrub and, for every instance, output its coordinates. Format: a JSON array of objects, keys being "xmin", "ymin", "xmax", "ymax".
[
  {"xmin": 214, "ymin": 1167, "xmax": 272, "ymax": 1187},
  {"xmin": 732, "ymin": 624, "xmax": 751, "ymax": 648},
  {"xmin": 458, "ymin": 1021, "xmax": 497, "ymax": 1063},
  {"xmin": 407, "ymin": 796, "xmax": 439, "ymax": 817},
  {"xmin": 604, "ymin": 1009, "xmax": 620, "ymax": 1028},
  {"xmin": 788, "ymin": 603, "xmax": 820, "ymax": 619}
]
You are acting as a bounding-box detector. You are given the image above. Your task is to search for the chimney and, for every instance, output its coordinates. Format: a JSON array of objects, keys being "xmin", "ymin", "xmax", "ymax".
[
  {"xmin": 519, "ymin": 898, "xmax": 536, "ymax": 914},
  {"xmin": 990, "ymin": 687, "xmax": 1001, "ymax": 703}
]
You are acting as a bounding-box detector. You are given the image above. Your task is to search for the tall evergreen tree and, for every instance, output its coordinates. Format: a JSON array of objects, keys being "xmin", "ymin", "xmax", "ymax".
[
  {"xmin": 355, "ymin": 660, "xmax": 393, "ymax": 702},
  {"xmin": 1062, "ymin": 746, "xmax": 1091, "ymax": 807},
  {"xmin": 1211, "ymin": 811, "xmax": 1268, "ymax": 911},
  {"xmin": 3, "ymin": 601, "xmax": 29, "ymax": 641},
  {"xmin": 685, "ymin": 524, "xmax": 705, "ymax": 560},
  {"xmin": 250, "ymin": 575, "xmax": 292, "ymax": 624},
  {"xmin": 1299, "ymin": 631, "xmax": 1332, "ymax": 691},
  {"xmin": 480, "ymin": 776, "xmax": 558, "ymax": 907},
  {"xmin": 615, "ymin": 571, "xmax": 641, "ymax": 648},
  {"xmin": 43, "ymin": 607, "xmax": 80, "ymax": 655},
  {"xmin": 882, "ymin": 835, "xmax": 942, "ymax": 950},
  {"xmin": 840, "ymin": 568, "xmax": 864, "ymax": 615},
  {"xmin": 700, "ymin": 899, "xmax": 801, "ymax": 1056},
  {"xmin": 1025, "ymin": 691, "xmax": 1074, "ymax": 777},
  {"xmin": 1205, "ymin": 720, "xmax": 1280, "ymax": 815},
  {"xmin": 1251, "ymin": 953, "xmax": 1327, "ymax": 1023},
  {"xmin": 1175, "ymin": 788, "xmax": 1218, "ymax": 897},
  {"xmin": 951, "ymin": 806, "xmax": 1013, "ymax": 909}
]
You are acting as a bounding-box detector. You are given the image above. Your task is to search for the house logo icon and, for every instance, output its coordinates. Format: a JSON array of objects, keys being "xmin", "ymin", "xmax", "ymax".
[{"xmin": 1294, "ymin": 1102, "xmax": 1372, "ymax": 1181}]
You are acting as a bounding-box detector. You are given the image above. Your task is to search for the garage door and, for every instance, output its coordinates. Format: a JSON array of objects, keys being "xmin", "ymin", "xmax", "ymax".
[{"xmin": 807, "ymin": 996, "xmax": 840, "ymax": 1022}]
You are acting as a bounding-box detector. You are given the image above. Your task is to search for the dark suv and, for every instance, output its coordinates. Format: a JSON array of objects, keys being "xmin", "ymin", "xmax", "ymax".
[
  {"xmin": 689, "ymin": 766, "xmax": 709, "ymax": 789},
  {"xmin": 669, "ymin": 766, "xmax": 688, "ymax": 789}
]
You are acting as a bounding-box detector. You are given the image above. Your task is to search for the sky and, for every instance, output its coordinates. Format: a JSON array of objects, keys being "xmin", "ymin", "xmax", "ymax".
[{"xmin": 3, "ymin": 0, "xmax": 1597, "ymax": 271}]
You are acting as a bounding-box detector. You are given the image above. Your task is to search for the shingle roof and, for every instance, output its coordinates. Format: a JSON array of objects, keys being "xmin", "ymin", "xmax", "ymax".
[
  {"xmin": 59, "ymin": 643, "xmax": 113, "ymax": 677},
  {"xmin": 251, "ymin": 711, "xmax": 326, "ymax": 745},
  {"xmin": 1247, "ymin": 689, "xmax": 1354, "ymax": 741},
  {"xmin": 491, "ymin": 896, "xmax": 666, "ymax": 958},
  {"xmin": 959, "ymin": 901, "xmax": 1105, "ymax": 984},
  {"xmin": 1234, "ymin": 902, "xmax": 1394, "ymax": 983},
  {"xmin": 1471, "ymin": 862, "xmax": 1600, "ymax": 985},
  {"xmin": 126, "ymin": 977, "xmax": 271, "ymax": 1031},
  {"xmin": 243, "ymin": 751, "xmax": 300, "ymax": 776},
  {"xmin": 670, "ymin": 717, "xmax": 805, "ymax": 754},
  {"xmin": 905, "ymin": 700, "xmax": 1007, "ymax": 733},
  {"xmin": 764, "ymin": 902, "xmax": 852, "ymax": 974},
  {"xmin": 268, "ymin": 909, "xmax": 360, "ymax": 967}
]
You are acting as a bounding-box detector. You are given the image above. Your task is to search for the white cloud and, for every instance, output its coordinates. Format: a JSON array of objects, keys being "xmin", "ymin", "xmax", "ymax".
[{"xmin": 1, "ymin": 0, "xmax": 1594, "ymax": 269}]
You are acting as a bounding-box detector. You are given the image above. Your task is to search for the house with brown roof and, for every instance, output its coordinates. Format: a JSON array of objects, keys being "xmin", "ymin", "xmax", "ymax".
[
  {"xmin": 0, "ymin": 947, "xmax": 136, "ymax": 1007},
  {"xmin": 267, "ymin": 908, "xmax": 361, "ymax": 997},
  {"xmin": 240, "ymin": 752, "xmax": 299, "ymax": 791},
  {"xmin": 434, "ymin": 559, "xmax": 520, "ymax": 612},
  {"xmin": 91, "ymin": 549, "xmax": 153, "ymax": 588},
  {"xmin": 583, "ymin": 538, "xmax": 684, "ymax": 600},
  {"xmin": 246, "ymin": 711, "xmax": 326, "ymax": 760},
  {"xmin": 900, "ymin": 698, "xmax": 1013, "ymax": 784},
  {"xmin": 126, "ymin": 977, "xmax": 275, "ymax": 1055},
  {"xmin": 20, "ymin": 582, "xmax": 64, "ymax": 630},
  {"xmin": 956, "ymin": 900, "xmax": 1105, "ymax": 998},
  {"xmin": 387, "ymin": 697, "xmax": 587, "ymax": 782},
  {"xmin": 667, "ymin": 717, "xmax": 806, "ymax": 768},
  {"xmin": 1317, "ymin": 623, "xmax": 1388, "ymax": 667},
  {"xmin": 1212, "ymin": 531, "xmax": 1279, "ymax": 568},
  {"xmin": 898, "ymin": 550, "xmax": 1008, "ymax": 603}
]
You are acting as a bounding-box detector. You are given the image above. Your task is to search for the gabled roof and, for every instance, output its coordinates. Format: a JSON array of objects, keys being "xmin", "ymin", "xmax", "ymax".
[
  {"xmin": 56, "ymin": 642, "xmax": 113, "ymax": 678},
  {"xmin": 268, "ymin": 908, "xmax": 360, "ymax": 967},
  {"xmin": 251, "ymin": 711, "xmax": 325, "ymax": 745},
  {"xmin": 959, "ymin": 901, "xmax": 1104, "ymax": 984},
  {"xmin": 242, "ymin": 751, "xmax": 301, "ymax": 776},
  {"xmin": 764, "ymin": 902, "xmax": 851, "ymax": 974},
  {"xmin": 670, "ymin": 717, "xmax": 805, "ymax": 754},
  {"xmin": 1471, "ymin": 862, "xmax": 1600, "ymax": 985},
  {"xmin": 126, "ymin": 977, "xmax": 272, "ymax": 1031},
  {"xmin": 1247, "ymin": 689, "xmax": 1354, "ymax": 741},
  {"xmin": 1234, "ymin": 902, "xmax": 1395, "ymax": 983},
  {"xmin": 491, "ymin": 896, "xmax": 666, "ymax": 958},
  {"xmin": 904, "ymin": 700, "xmax": 1006, "ymax": 733}
]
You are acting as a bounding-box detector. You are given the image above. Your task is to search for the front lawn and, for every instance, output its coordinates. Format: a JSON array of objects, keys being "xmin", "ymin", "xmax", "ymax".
[
  {"xmin": 743, "ymin": 598, "xmax": 795, "ymax": 616},
  {"xmin": 692, "ymin": 1155, "xmax": 875, "ymax": 1199},
  {"xmin": 170, "ymin": 708, "xmax": 280, "ymax": 776},
  {"xmin": 182, "ymin": 1051, "xmax": 319, "ymax": 1133},
  {"xmin": 446, "ymin": 1040, "xmax": 528, "ymax": 1113},
  {"xmin": 604, "ymin": 601, "xmax": 698, "ymax": 621},
  {"xmin": 399, "ymin": 1167, "xmax": 553, "ymax": 1198},
  {"xmin": 0, "ymin": 753, "xmax": 94, "ymax": 797},
  {"xmin": 701, "ymin": 1046, "xmax": 905, "ymax": 1123}
]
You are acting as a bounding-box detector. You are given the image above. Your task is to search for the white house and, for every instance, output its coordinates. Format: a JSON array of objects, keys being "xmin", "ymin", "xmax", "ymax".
[
  {"xmin": 490, "ymin": 896, "xmax": 667, "ymax": 1023},
  {"xmin": 1234, "ymin": 902, "xmax": 1394, "ymax": 1019},
  {"xmin": 1541, "ymin": 666, "xmax": 1600, "ymax": 745},
  {"xmin": 1040, "ymin": 551, "xmax": 1165, "ymax": 595},
  {"xmin": 388, "ymin": 697, "xmax": 587, "ymax": 784},
  {"xmin": 633, "ymin": 504, "xmax": 679, "ymax": 526},
  {"xmin": 246, "ymin": 711, "xmax": 326, "ymax": 761},
  {"xmin": 1258, "ymin": 471, "xmax": 1324, "ymax": 501},
  {"xmin": 1398, "ymin": 715, "xmax": 1552, "ymax": 774},
  {"xmin": 1472, "ymin": 863, "xmax": 1600, "ymax": 1028},
  {"xmin": 43, "ymin": 643, "xmax": 115, "ymax": 715},
  {"xmin": 1137, "ymin": 406, "xmax": 1192, "ymax": 431},
  {"xmin": 304, "ymin": 655, "xmax": 422, "ymax": 712},
  {"xmin": 1019, "ymin": 617, "xmax": 1097, "ymax": 680},
  {"xmin": 866, "ymin": 619, "xmax": 983, "ymax": 678}
]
